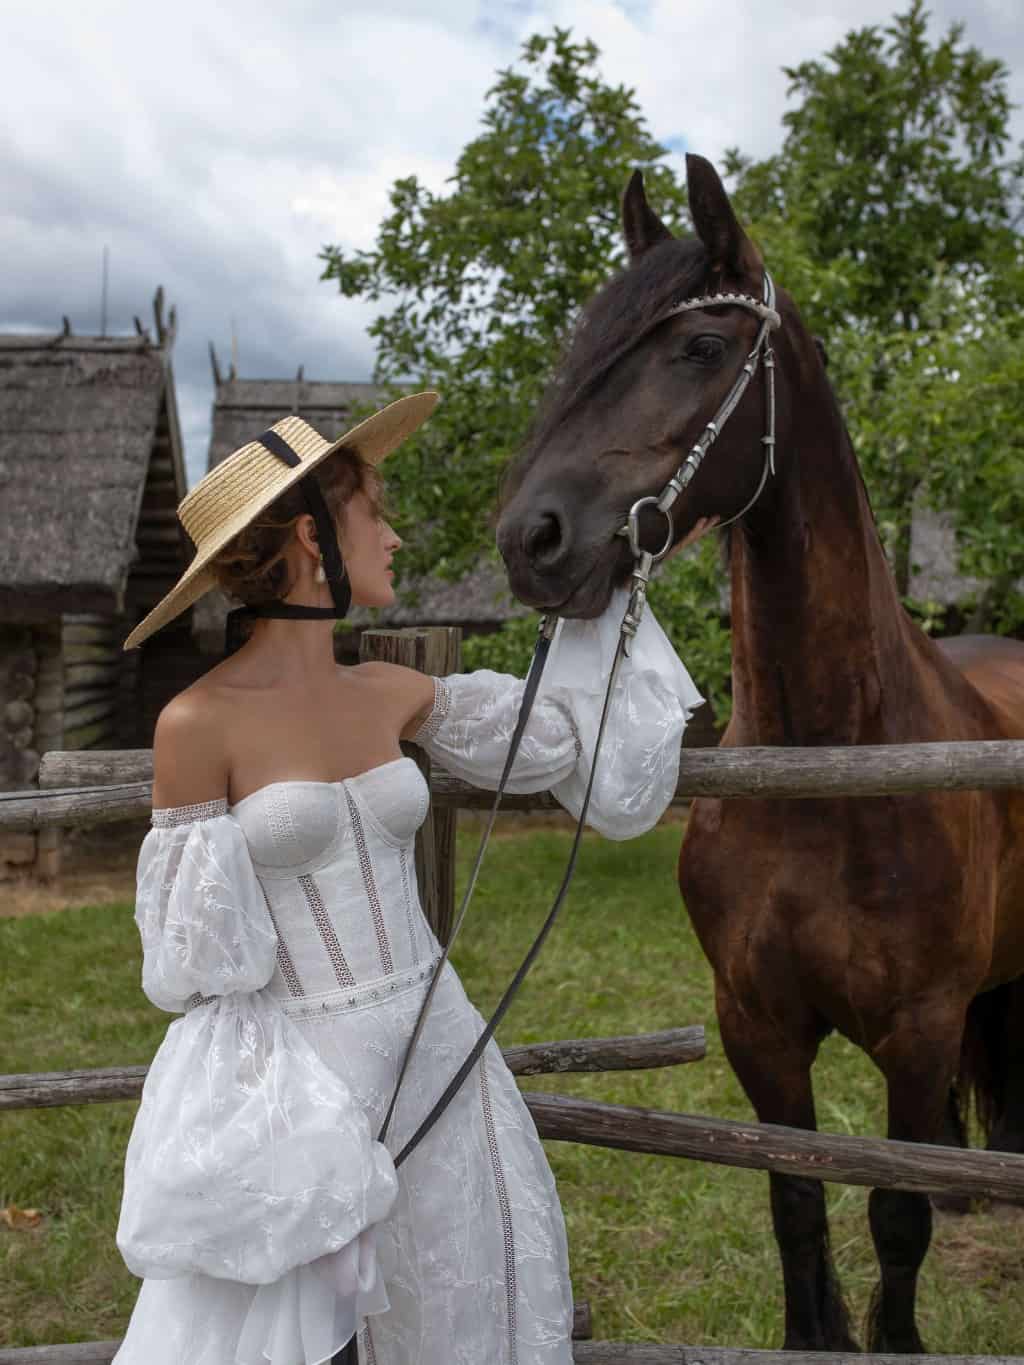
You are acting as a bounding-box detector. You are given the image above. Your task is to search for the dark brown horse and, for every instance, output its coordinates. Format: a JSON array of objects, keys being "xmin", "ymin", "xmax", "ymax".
[{"xmin": 496, "ymin": 155, "xmax": 1024, "ymax": 1352}]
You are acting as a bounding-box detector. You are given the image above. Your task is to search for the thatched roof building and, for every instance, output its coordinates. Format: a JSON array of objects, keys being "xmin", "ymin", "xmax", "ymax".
[
  {"xmin": 0, "ymin": 297, "xmax": 209, "ymax": 878},
  {"xmin": 207, "ymin": 360, "xmax": 380, "ymax": 471},
  {"xmin": 0, "ymin": 317, "xmax": 188, "ymax": 620}
]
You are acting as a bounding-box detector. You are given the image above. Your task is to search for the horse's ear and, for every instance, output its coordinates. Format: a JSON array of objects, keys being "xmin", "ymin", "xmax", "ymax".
[
  {"xmin": 622, "ymin": 169, "xmax": 673, "ymax": 260},
  {"xmin": 686, "ymin": 154, "xmax": 761, "ymax": 279}
]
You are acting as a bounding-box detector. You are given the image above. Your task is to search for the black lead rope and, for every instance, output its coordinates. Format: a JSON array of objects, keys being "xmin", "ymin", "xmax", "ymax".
[
  {"xmin": 391, "ymin": 630, "xmax": 629, "ymax": 1169},
  {"xmin": 332, "ymin": 618, "xmax": 564, "ymax": 1365},
  {"xmin": 377, "ymin": 614, "xmax": 558, "ymax": 1145}
]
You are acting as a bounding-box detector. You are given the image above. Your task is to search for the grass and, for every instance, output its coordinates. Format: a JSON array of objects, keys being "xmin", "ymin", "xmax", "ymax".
[{"xmin": 2, "ymin": 819, "xmax": 1024, "ymax": 1350}]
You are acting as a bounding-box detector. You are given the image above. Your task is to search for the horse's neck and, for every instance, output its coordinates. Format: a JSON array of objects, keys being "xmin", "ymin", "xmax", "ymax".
[{"xmin": 728, "ymin": 397, "xmax": 914, "ymax": 746}]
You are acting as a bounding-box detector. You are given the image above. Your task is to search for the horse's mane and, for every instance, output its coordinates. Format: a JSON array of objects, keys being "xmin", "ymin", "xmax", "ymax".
[{"xmin": 515, "ymin": 236, "xmax": 709, "ymax": 471}]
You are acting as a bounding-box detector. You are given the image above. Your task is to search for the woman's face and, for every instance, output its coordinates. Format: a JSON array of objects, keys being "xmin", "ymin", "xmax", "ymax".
[{"xmin": 339, "ymin": 487, "xmax": 402, "ymax": 608}]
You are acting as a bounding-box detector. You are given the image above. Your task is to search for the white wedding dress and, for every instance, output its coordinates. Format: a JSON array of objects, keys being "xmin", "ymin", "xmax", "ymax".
[{"xmin": 113, "ymin": 593, "xmax": 702, "ymax": 1365}]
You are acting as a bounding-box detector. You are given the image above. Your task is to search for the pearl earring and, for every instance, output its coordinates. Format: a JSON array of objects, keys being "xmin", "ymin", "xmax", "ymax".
[{"xmin": 315, "ymin": 559, "xmax": 326, "ymax": 583}]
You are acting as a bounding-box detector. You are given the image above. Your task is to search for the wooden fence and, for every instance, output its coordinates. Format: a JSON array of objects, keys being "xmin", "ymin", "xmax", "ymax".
[{"xmin": 3, "ymin": 626, "xmax": 1024, "ymax": 1363}]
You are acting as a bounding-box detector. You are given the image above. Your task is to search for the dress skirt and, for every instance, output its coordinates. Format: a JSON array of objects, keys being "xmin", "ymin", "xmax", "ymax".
[{"xmin": 115, "ymin": 961, "xmax": 574, "ymax": 1365}]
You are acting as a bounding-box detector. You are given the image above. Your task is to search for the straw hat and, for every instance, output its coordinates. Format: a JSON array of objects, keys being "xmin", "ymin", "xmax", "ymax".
[{"xmin": 124, "ymin": 391, "xmax": 439, "ymax": 650}]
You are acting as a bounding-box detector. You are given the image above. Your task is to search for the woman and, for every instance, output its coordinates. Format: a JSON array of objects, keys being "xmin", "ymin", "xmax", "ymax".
[{"xmin": 114, "ymin": 394, "xmax": 705, "ymax": 1365}]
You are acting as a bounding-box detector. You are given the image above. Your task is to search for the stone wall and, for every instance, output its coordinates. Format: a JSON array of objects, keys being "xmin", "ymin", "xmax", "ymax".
[{"xmin": 0, "ymin": 622, "xmax": 62, "ymax": 879}]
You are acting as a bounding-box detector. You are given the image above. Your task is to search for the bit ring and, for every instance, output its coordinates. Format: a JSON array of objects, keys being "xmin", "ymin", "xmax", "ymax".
[{"xmin": 623, "ymin": 495, "xmax": 676, "ymax": 562}]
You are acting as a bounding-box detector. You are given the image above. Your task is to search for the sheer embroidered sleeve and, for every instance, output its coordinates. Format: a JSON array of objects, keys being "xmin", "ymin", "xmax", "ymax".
[
  {"xmin": 118, "ymin": 805, "xmax": 398, "ymax": 1354},
  {"xmin": 134, "ymin": 803, "xmax": 277, "ymax": 1012},
  {"xmin": 415, "ymin": 587, "xmax": 703, "ymax": 840}
]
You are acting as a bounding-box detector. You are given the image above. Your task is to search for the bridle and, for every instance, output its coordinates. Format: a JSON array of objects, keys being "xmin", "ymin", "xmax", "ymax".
[
  {"xmin": 378, "ymin": 270, "xmax": 783, "ymax": 1165},
  {"xmin": 617, "ymin": 269, "xmax": 780, "ymax": 650}
]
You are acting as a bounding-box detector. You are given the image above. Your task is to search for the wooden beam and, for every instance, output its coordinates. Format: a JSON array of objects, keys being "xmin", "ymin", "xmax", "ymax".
[
  {"xmin": 9, "ymin": 1066, "xmax": 1024, "ymax": 1199},
  {"xmin": 39, "ymin": 751, "xmax": 152, "ymax": 788},
  {"xmin": 0, "ymin": 1030, "xmax": 704, "ymax": 1111},
  {"xmin": 525, "ymin": 1092, "xmax": 1024, "ymax": 1202},
  {"xmin": 0, "ymin": 1343, "xmax": 1020, "ymax": 1365},
  {"xmin": 572, "ymin": 1349, "xmax": 1024, "ymax": 1365},
  {"xmin": 503, "ymin": 1027, "xmax": 705, "ymax": 1075},
  {"xmin": 28, "ymin": 740, "xmax": 1024, "ymax": 831},
  {"xmin": 62, "ymin": 722, "xmax": 118, "ymax": 753},
  {"xmin": 0, "ymin": 1306, "xmax": 609, "ymax": 1364},
  {"xmin": 62, "ymin": 698, "xmax": 117, "ymax": 731},
  {"xmin": 64, "ymin": 664, "xmax": 121, "ymax": 689},
  {"xmin": 0, "ymin": 782, "xmax": 152, "ymax": 830}
]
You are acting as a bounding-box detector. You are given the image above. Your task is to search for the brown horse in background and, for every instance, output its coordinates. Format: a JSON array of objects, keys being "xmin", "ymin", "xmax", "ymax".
[{"xmin": 495, "ymin": 154, "xmax": 1024, "ymax": 1353}]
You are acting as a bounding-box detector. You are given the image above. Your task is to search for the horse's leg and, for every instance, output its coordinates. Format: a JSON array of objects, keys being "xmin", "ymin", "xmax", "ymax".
[
  {"xmin": 867, "ymin": 1023, "xmax": 960, "ymax": 1353},
  {"xmin": 985, "ymin": 977, "xmax": 1024, "ymax": 1160},
  {"xmin": 930, "ymin": 1084, "xmax": 971, "ymax": 1214},
  {"xmin": 716, "ymin": 987, "xmax": 858, "ymax": 1351}
]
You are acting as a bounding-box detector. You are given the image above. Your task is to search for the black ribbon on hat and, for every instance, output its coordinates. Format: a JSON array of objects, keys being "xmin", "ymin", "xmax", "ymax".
[{"xmin": 224, "ymin": 429, "xmax": 352, "ymax": 654}]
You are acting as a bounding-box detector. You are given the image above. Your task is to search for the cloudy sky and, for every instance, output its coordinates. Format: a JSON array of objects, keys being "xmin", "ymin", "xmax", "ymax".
[{"xmin": 3, "ymin": 0, "xmax": 1022, "ymax": 485}]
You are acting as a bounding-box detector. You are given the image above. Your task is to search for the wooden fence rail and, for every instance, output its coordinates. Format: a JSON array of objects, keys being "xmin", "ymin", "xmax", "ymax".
[
  {"xmin": 0, "ymin": 1029, "xmax": 705, "ymax": 1111},
  {"xmin": 8, "ymin": 1065, "xmax": 1024, "ymax": 1202},
  {"xmin": 526, "ymin": 1093, "xmax": 1024, "ymax": 1201},
  {"xmin": 3, "ymin": 739, "xmax": 1024, "ymax": 833},
  {"xmin": 33, "ymin": 740, "xmax": 1024, "ymax": 798},
  {"xmin": 2, "ymin": 1340, "xmax": 1022, "ymax": 1364}
]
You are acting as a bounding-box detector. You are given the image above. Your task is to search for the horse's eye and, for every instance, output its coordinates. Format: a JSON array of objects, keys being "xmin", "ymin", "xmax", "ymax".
[{"xmin": 685, "ymin": 334, "xmax": 728, "ymax": 364}]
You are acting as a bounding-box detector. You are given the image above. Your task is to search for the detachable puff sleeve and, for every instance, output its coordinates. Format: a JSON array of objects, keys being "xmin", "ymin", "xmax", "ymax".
[
  {"xmin": 416, "ymin": 586, "xmax": 703, "ymax": 840},
  {"xmin": 118, "ymin": 804, "xmax": 397, "ymax": 1361},
  {"xmin": 133, "ymin": 807, "xmax": 278, "ymax": 1012}
]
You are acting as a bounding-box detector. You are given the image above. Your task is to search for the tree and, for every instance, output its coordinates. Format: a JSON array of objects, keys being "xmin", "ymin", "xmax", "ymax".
[
  {"xmin": 325, "ymin": 11, "xmax": 1024, "ymax": 708},
  {"xmin": 835, "ymin": 264, "xmax": 1024, "ymax": 632},
  {"xmin": 726, "ymin": 0, "xmax": 1023, "ymax": 334},
  {"xmin": 320, "ymin": 30, "xmax": 686, "ymax": 583},
  {"xmin": 726, "ymin": 2, "xmax": 1024, "ymax": 610}
]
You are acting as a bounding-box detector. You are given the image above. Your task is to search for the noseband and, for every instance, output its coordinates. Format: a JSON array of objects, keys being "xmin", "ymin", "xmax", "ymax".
[{"xmin": 618, "ymin": 269, "xmax": 781, "ymax": 649}]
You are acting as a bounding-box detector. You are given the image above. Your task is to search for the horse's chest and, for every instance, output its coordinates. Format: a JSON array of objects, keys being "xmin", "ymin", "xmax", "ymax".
[{"xmin": 679, "ymin": 794, "xmax": 979, "ymax": 1026}]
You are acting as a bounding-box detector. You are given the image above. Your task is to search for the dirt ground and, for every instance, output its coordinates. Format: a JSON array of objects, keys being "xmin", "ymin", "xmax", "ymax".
[{"xmin": 0, "ymin": 821, "xmax": 149, "ymax": 918}]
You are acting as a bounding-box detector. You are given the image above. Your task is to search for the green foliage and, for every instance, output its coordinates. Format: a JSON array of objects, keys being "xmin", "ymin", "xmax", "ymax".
[
  {"xmin": 462, "ymin": 613, "xmax": 540, "ymax": 675},
  {"xmin": 321, "ymin": 29, "xmax": 686, "ymax": 583},
  {"xmin": 647, "ymin": 543, "xmax": 733, "ymax": 719},
  {"xmin": 328, "ymin": 8, "xmax": 1024, "ymax": 717},
  {"xmin": 728, "ymin": 0, "xmax": 1023, "ymax": 332},
  {"xmin": 832, "ymin": 264, "xmax": 1024, "ymax": 619}
]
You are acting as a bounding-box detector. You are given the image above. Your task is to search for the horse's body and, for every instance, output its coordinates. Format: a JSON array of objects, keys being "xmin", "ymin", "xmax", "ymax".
[
  {"xmin": 496, "ymin": 156, "xmax": 1024, "ymax": 1351},
  {"xmin": 680, "ymin": 384, "xmax": 1024, "ymax": 1350}
]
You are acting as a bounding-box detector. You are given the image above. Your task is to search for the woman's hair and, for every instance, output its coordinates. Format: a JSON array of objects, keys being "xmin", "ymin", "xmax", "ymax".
[{"xmin": 211, "ymin": 443, "xmax": 381, "ymax": 606}]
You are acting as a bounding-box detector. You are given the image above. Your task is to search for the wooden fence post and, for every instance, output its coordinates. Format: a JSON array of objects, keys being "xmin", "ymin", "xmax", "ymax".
[
  {"xmin": 359, "ymin": 626, "xmax": 461, "ymax": 945},
  {"xmin": 34, "ymin": 623, "xmax": 65, "ymax": 878}
]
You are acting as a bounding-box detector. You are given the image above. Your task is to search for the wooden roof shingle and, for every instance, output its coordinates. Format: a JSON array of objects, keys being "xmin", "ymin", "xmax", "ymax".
[
  {"xmin": 208, "ymin": 376, "xmax": 382, "ymax": 471},
  {"xmin": 0, "ymin": 330, "xmax": 186, "ymax": 619}
]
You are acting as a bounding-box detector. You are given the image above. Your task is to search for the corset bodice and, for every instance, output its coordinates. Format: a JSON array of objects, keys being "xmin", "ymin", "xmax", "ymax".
[{"xmin": 230, "ymin": 757, "xmax": 437, "ymax": 998}]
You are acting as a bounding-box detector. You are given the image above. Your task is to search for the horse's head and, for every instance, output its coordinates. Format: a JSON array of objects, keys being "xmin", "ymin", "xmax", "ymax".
[{"xmin": 497, "ymin": 154, "xmax": 789, "ymax": 617}]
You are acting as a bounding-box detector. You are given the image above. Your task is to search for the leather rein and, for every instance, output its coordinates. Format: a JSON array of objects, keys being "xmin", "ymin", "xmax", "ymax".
[{"xmin": 382, "ymin": 270, "xmax": 782, "ymax": 1166}]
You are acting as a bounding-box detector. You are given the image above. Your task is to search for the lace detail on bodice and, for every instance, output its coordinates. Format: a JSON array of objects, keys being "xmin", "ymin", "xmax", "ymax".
[
  {"xmin": 414, "ymin": 676, "xmax": 451, "ymax": 744},
  {"xmin": 224, "ymin": 759, "xmax": 435, "ymax": 997},
  {"xmin": 151, "ymin": 798, "xmax": 228, "ymax": 828}
]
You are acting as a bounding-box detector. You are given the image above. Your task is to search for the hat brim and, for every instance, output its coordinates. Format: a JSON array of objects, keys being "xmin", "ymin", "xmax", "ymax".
[{"xmin": 124, "ymin": 391, "xmax": 439, "ymax": 651}]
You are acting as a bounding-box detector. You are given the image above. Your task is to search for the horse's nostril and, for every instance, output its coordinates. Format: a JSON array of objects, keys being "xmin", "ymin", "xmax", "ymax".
[{"xmin": 524, "ymin": 512, "xmax": 565, "ymax": 569}]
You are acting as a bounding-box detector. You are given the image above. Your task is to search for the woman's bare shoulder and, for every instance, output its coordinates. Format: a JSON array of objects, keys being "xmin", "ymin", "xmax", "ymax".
[
  {"xmin": 352, "ymin": 662, "xmax": 439, "ymax": 737},
  {"xmin": 151, "ymin": 682, "xmax": 231, "ymax": 810}
]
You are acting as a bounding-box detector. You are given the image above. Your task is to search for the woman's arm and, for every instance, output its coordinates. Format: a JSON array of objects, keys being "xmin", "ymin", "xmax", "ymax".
[{"xmin": 151, "ymin": 689, "xmax": 230, "ymax": 810}]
